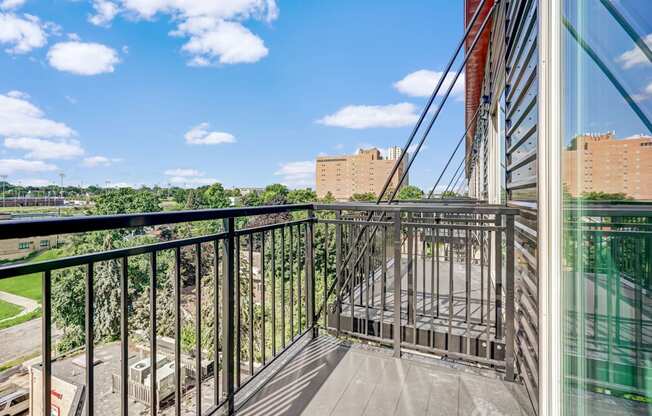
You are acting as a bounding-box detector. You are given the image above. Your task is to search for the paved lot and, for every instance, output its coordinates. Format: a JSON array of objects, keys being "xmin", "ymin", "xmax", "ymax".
[{"xmin": 0, "ymin": 317, "xmax": 61, "ymax": 364}]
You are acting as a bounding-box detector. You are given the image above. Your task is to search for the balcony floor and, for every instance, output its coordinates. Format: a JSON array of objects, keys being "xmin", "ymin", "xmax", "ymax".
[{"xmin": 236, "ymin": 335, "xmax": 534, "ymax": 416}]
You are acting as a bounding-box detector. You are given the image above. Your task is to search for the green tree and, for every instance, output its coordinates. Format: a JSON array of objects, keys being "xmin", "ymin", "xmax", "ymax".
[
  {"xmin": 261, "ymin": 184, "xmax": 289, "ymax": 204},
  {"xmin": 397, "ymin": 185, "xmax": 424, "ymax": 200},
  {"xmin": 287, "ymin": 188, "xmax": 317, "ymax": 204},
  {"xmin": 93, "ymin": 188, "xmax": 161, "ymax": 215},
  {"xmin": 351, "ymin": 192, "xmax": 376, "ymax": 202},
  {"xmin": 203, "ymin": 183, "xmax": 230, "ymax": 208}
]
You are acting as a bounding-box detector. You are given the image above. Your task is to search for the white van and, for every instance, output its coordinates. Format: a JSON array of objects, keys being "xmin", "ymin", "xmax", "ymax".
[{"xmin": 0, "ymin": 386, "xmax": 29, "ymax": 416}]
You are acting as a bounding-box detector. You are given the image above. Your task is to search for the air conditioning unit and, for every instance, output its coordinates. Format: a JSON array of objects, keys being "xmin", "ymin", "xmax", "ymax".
[{"xmin": 129, "ymin": 355, "xmax": 169, "ymax": 384}]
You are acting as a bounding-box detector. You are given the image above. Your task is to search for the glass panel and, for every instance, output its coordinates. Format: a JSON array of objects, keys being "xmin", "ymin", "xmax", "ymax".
[{"xmin": 561, "ymin": 1, "xmax": 652, "ymax": 414}]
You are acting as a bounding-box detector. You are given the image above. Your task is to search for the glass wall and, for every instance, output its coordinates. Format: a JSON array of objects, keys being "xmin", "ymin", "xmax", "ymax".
[{"xmin": 561, "ymin": 1, "xmax": 651, "ymax": 414}]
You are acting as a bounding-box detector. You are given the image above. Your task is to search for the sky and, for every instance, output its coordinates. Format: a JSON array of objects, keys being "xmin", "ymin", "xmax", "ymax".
[{"xmin": 0, "ymin": 0, "xmax": 468, "ymax": 191}]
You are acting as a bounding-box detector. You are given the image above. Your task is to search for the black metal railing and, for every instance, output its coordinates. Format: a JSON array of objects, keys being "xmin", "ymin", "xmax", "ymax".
[
  {"xmin": 313, "ymin": 202, "xmax": 519, "ymax": 380},
  {"xmin": 0, "ymin": 201, "xmax": 519, "ymax": 415}
]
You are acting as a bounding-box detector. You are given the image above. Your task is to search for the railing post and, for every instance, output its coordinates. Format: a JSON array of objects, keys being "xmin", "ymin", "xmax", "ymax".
[
  {"xmin": 494, "ymin": 213, "xmax": 503, "ymax": 339},
  {"xmin": 221, "ymin": 217, "xmax": 235, "ymax": 414},
  {"xmin": 393, "ymin": 210, "xmax": 402, "ymax": 358},
  {"xmin": 306, "ymin": 209, "xmax": 316, "ymax": 337},
  {"xmin": 505, "ymin": 213, "xmax": 516, "ymax": 381},
  {"xmin": 335, "ymin": 210, "xmax": 342, "ymax": 335}
]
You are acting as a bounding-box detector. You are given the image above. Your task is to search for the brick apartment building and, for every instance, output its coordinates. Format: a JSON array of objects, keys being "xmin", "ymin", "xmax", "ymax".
[
  {"xmin": 562, "ymin": 132, "xmax": 652, "ymax": 200},
  {"xmin": 315, "ymin": 147, "xmax": 407, "ymax": 200}
]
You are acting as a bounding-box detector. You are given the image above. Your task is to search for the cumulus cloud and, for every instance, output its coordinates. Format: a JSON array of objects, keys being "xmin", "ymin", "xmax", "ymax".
[
  {"xmin": 0, "ymin": 92, "xmax": 75, "ymax": 138},
  {"xmin": 89, "ymin": 0, "xmax": 120, "ymax": 26},
  {"xmin": 0, "ymin": 158, "xmax": 57, "ymax": 175},
  {"xmin": 317, "ymin": 103, "xmax": 419, "ymax": 129},
  {"xmin": 617, "ymin": 34, "xmax": 652, "ymax": 69},
  {"xmin": 0, "ymin": 0, "xmax": 26, "ymax": 10},
  {"xmin": 164, "ymin": 168, "xmax": 203, "ymax": 177},
  {"xmin": 275, "ymin": 160, "xmax": 315, "ymax": 188},
  {"xmin": 173, "ymin": 18, "xmax": 268, "ymax": 65},
  {"xmin": 47, "ymin": 41, "xmax": 120, "ymax": 75},
  {"xmin": 184, "ymin": 122, "xmax": 236, "ymax": 145},
  {"xmin": 82, "ymin": 155, "xmax": 122, "ymax": 167},
  {"xmin": 0, "ymin": 12, "xmax": 47, "ymax": 54},
  {"xmin": 393, "ymin": 69, "xmax": 465, "ymax": 99},
  {"xmin": 4, "ymin": 137, "xmax": 84, "ymax": 160}
]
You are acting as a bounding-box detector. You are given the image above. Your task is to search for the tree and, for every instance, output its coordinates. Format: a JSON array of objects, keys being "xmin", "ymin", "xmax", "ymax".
[
  {"xmin": 287, "ymin": 188, "xmax": 317, "ymax": 204},
  {"xmin": 351, "ymin": 192, "xmax": 376, "ymax": 202},
  {"xmin": 93, "ymin": 188, "xmax": 161, "ymax": 215},
  {"xmin": 185, "ymin": 189, "xmax": 205, "ymax": 210},
  {"xmin": 580, "ymin": 191, "xmax": 631, "ymax": 201},
  {"xmin": 203, "ymin": 183, "xmax": 230, "ymax": 208},
  {"xmin": 397, "ymin": 185, "xmax": 424, "ymax": 200},
  {"xmin": 261, "ymin": 184, "xmax": 289, "ymax": 205},
  {"xmin": 320, "ymin": 192, "xmax": 336, "ymax": 203},
  {"xmin": 440, "ymin": 190, "xmax": 459, "ymax": 198}
]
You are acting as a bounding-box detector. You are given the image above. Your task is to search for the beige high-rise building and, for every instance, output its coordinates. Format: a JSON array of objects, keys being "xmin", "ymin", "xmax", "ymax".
[
  {"xmin": 316, "ymin": 148, "xmax": 407, "ymax": 200},
  {"xmin": 563, "ymin": 132, "xmax": 652, "ymax": 200}
]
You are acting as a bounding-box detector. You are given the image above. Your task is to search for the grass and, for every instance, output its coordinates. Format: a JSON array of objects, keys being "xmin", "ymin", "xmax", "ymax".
[
  {"xmin": 0, "ymin": 350, "xmax": 40, "ymax": 372},
  {"xmin": 0, "ymin": 250, "xmax": 60, "ymax": 301},
  {"xmin": 0, "ymin": 308, "xmax": 41, "ymax": 331},
  {"xmin": 0, "ymin": 299, "xmax": 23, "ymax": 320}
]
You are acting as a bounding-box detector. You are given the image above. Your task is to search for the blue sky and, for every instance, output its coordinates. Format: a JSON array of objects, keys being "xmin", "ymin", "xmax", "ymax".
[
  {"xmin": 0, "ymin": 0, "xmax": 468, "ymax": 190},
  {"xmin": 0, "ymin": 1, "xmax": 649, "ymax": 191}
]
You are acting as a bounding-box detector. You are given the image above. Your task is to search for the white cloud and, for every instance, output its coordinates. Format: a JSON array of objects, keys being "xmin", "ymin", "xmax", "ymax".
[
  {"xmin": 617, "ymin": 34, "xmax": 652, "ymax": 69},
  {"xmin": 6, "ymin": 90, "xmax": 28, "ymax": 99},
  {"xmin": 173, "ymin": 18, "xmax": 268, "ymax": 65},
  {"xmin": 168, "ymin": 176, "xmax": 218, "ymax": 186},
  {"xmin": 0, "ymin": 0, "xmax": 26, "ymax": 10},
  {"xmin": 633, "ymin": 81, "xmax": 652, "ymax": 102},
  {"xmin": 47, "ymin": 41, "xmax": 120, "ymax": 75},
  {"xmin": 0, "ymin": 158, "xmax": 57, "ymax": 175},
  {"xmin": 94, "ymin": 0, "xmax": 277, "ymax": 66},
  {"xmin": 394, "ymin": 69, "xmax": 465, "ymax": 99},
  {"xmin": 0, "ymin": 92, "xmax": 75, "ymax": 138},
  {"xmin": 274, "ymin": 160, "xmax": 315, "ymax": 188},
  {"xmin": 184, "ymin": 122, "xmax": 235, "ymax": 145},
  {"xmin": 317, "ymin": 103, "xmax": 419, "ymax": 129},
  {"xmin": 89, "ymin": 0, "xmax": 120, "ymax": 26},
  {"xmin": 82, "ymin": 155, "xmax": 122, "ymax": 167},
  {"xmin": 19, "ymin": 178, "xmax": 55, "ymax": 186},
  {"xmin": 164, "ymin": 168, "xmax": 203, "ymax": 177},
  {"xmin": 0, "ymin": 12, "xmax": 47, "ymax": 54},
  {"xmin": 4, "ymin": 137, "xmax": 84, "ymax": 160}
]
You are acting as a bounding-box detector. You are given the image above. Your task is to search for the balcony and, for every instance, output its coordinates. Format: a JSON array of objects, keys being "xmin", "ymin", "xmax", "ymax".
[{"xmin": 0, "ymin": 201, "xmax": 533, "ymax": 415}]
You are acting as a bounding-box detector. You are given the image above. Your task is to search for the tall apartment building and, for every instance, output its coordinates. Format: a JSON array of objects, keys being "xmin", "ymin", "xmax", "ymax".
[
  {"xmin": 316, "ymin": 148, "xmax": 407, "ymax": 200},
  {"xmin": 563, "ymin": 132, "xmax": 652, "ymax": 200}
]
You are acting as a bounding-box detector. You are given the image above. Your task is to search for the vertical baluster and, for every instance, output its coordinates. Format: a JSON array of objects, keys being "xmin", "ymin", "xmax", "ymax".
[
  {"xmin": 213, "ymin": 240, "xmax": 220, "ymax": 404},
  {"xmin": 261, "ymin": 232, "xmax": 266, "ymax": 366},
  {"xmin": 407, "ymin": 224, "xmax": 414, "ymax": 326},
  {"xmin": 495, "ymin": 215, "xmax": 503, "ymax": 339},
  {"xmin": 381, "ymin": 225, "xmax": 387, "ymax": 340},
  {"xmin": 393, "ymin": 212, "xmax": 402, "ymax": 357},
  {"xmin": 121, "ymin": 257, "xmax": 129, "ymax": 416},
  {"xmin": 465, "ymin": 228, "xmax": 471, "ymax": 355},
  {"xmin": 86, "ymin": 263, "xmax": 95, "ymax": 416},
  {"xmin": 298, "ymin": 225, "xmax": 303, "ymax": 333},
  {"xmin": 364, "ymin": 227, "xmax": 370, "ymax": 336},
  {"xmin": 271, "ymin": 229, "xmax": 277, "ymax": 356},
  {"xmin": 174, "ymin": 248, "xmax": 181, "ymax": 415},
  {"xmin": 281, "ymin": 227, "xmax": 286, "ymax": 349},
  {"xmin": 430, "ymin": 225, "xmax": 435, "ymax": 348},
  {"xmin": 335, "ymin": 212, "xmax": 342, "ymax": 334},
  {"xmin": 149, "ymin": 253, "xmax": 157, "ymax": 416},
  {"xmin": 323, "ymin": 223, "xmax": 329, "ymax": 330},
  {"xmin": 448, "ymin": 227, "xmax": 454, "ymax": 348},
  {"xmin": 221, "ymin": 218, "xmax": 235, "ymax": 413},
  {"xmin": 235, "ymin": 237, "xmax": 241, "ymax": 388},
  {"xmin": 436, "ymin": 225, "xmax": 440, "ymax": 318},
  {"xmin": 306, "ymin": 210, "xmax": 316, "ymax": 336},
  {"xmin": 413, "ymin": 224, "xmax": 418, "ymax": 345},
  {"xmin": 42, "ymin": 270, "xmax": 52, "ymax": 416},
  {"xmin": 422, "ymin": 227, "xmax": 426, "ymax": 317},
  {"xmin": 248, "ymin": 234, "xmax": 254, "ymax": 378},
  {"xmin": 289, "ymin": 226, "xmax": 294, "ymax": 340},
  {"xmin": 480, "ymin": 226, "xmax": 485, "ymax": 325},
  {"xmin": 195, "ymin": 244, "xmax": 202, "ymax": 415}
]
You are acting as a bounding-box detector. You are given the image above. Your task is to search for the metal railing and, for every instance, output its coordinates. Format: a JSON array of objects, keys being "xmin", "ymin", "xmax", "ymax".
[
  {"xmin": 313, "ymin": 202, "xmax": 519, "ymax": 380},
  {"xmin": 0, "ymin": 201, "xmax": 519, "ymax": 415}
]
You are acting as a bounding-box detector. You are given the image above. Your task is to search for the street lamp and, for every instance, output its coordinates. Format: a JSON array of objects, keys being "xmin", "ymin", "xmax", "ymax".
[{"xmin": 0, "ymin": 175, "xmax": 6, "ymax": 207}]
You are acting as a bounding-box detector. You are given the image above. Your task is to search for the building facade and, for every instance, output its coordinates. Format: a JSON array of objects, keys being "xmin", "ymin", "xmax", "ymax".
[
  {"xmin": 465, "ymin": 0, "xmax": 651, "ymax": 415},
  {"xmin": 315, "ymin": 148, "xmax": 407, "ymax": 200},
  {"xmin": 563, "ymin": 132, "xmax": 652, "ymax": 200}
]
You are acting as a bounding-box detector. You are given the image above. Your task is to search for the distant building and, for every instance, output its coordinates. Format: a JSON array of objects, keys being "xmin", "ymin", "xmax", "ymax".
[
  {"xmin": 0, "ymin": 236, "xmax": 57, "ymax": 261},
  {"xmin": 316, "ymin": 148, "xmax": 407, "ymax": 200},
  {"xmin": 563, "ymin": 132, "xmax": 652, "ymax": 200},
  {"xmin": 386, "ymin": 146, "xmax": 403, "ymax": 160}
]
